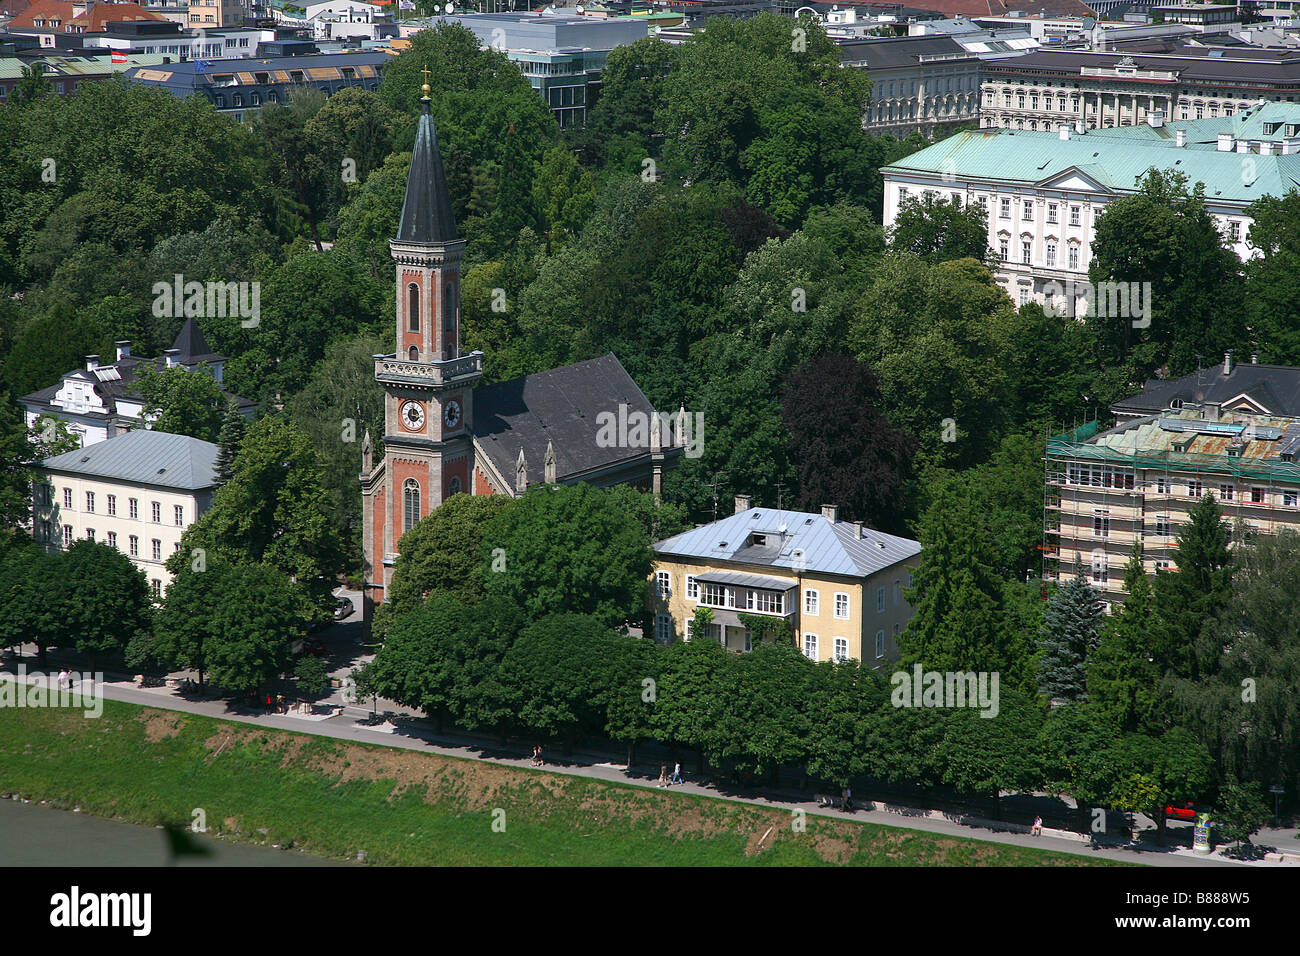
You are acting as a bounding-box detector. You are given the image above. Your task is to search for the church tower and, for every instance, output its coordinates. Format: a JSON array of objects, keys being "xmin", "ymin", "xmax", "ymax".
[{"xmin": 360, "ymin": 73, "xmax": 484, "ymax": 618}]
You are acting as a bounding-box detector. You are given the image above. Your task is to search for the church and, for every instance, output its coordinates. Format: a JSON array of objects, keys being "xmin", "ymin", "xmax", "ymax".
[{"xmin": 360, "ymin": 78, "xmax": 683, "ymax": 620}]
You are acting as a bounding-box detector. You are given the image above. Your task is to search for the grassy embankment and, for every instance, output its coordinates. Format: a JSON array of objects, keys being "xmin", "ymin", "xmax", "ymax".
[{"xmin": 0, "ymin": 698, "xmax": 1126, "ymax": 866}]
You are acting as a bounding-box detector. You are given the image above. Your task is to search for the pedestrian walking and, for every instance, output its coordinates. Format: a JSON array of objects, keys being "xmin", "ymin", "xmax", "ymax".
[
  {"xmin": 657, "ymin": 765, "xmax": 669, "ymax": 788},
  {"xmin": 671, "ymin": 762, "xmax": 682, "ymax": 786},
  {"xmin": 57, "ymin": 669, "xmax": 68, "ymax": 690},
  {"xmin": 1032, "ymin": 815, "xmax": 1043, "ymax": 837}
]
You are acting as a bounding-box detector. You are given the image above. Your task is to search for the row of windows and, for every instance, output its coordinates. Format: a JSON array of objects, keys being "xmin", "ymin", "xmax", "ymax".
[
  {"xmin": 211, "ymin": 81, "xmax": 378, "ymax": 110},
  {"xmin": 1066, "ymin": 466, "xmax": 1300, "ymax": 505},
  {"xmin": 662, "ymin": 573, "xmax": 912, "ymax": 616},
  {"xmin": 52, "ymin": 523, "xmax": 172, "ymax": 561},
  {"xmin": 58, "ymin": 489, "xmax": 182, "ymax": 524},
  {"xmin": 999, "ymin": 198, "xmax": 1085, "ymax": 226},
  {"xmin": 802, "ymin": 625, "xmax": 900, "ymax": 661}
]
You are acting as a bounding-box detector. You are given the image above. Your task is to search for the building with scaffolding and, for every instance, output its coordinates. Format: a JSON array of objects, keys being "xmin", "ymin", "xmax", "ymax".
[{"xmin": 1043, "ymin": 353, "xmax": 1300, "ymax": 605}]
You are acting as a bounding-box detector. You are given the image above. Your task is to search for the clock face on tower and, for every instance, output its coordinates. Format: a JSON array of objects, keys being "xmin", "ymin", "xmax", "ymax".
[
  {"xmin": 444, "ymin": 399, "xmax": 462, "ymax": 430},
  {"xmin": 401, "ymin": 401, "xmax": 426, "ymax": 431}
]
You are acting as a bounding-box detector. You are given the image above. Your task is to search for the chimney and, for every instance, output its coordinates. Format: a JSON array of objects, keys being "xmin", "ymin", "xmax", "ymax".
[
  {"xmin": 820, "ymin": 504, "xmax": 839, "ymax": 523},
  {"xmin": 1074, "ymin": 119, "xmax": 1085, "ymax": 134},
  {"xmin": 85, "ymin": 354, "xmax": 99, "ymax": 371},
  {"xmin": 1251, "ymin": 352, "xmax": 1259, "ymax": 364},
  {"xmin": 1059, "ymin": 123, "xmax": 1072, "ymax": 140},
  {"xmin": 734, "ymin": 494, "xmax": 752, "ymax": 514},
  {"xmin": 1146, "ymin": 109, "xmax": 1164, "ymax": 128},
  {"xmin": 115, "ymin": 340, "xmax": 131, "ymax": 361},
  {"xmin": 1175, "ymin": 129, "xmax": 1187, "ymax": 148},
  {"xmin": 1217, "ymin": 132, "xmax": 1234, "ymax": 151},
  {"xmin": 1259, "ymin": 140, "xmax": 1276, "ymax": 156},
  {"xmin": 1237, "ymin": 140, "xmax": 1250, "ymax": 154},
  {"xmin": 853, "ymin": 520, "xmax": 864, "ymax": 538},
  {"xmin": 163, "ymin": 348, "xmax": 180, "ymax": 368},
  {"xmin": 1223, "ymin": 350, "xmax": 1235, "ymax": 375}
]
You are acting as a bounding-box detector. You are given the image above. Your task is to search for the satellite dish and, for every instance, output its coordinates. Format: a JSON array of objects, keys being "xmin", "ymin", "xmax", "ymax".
[
  {"xmin": 1081, "ymin": 16, "xmax": 1095, "ymax": 30},
  {"xmin": 576, "ymin": 3, "xmax": 584, "ymax": 10},
  {"xmin": 445, "ymin": 1, "xmax": 453, "ymax": 10}
]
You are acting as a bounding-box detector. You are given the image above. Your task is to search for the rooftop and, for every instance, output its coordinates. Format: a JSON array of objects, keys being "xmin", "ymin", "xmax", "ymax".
[
  {"xmin": 881, "ymin": 112, "xmax": 1300, "ymax": 202},
  {"xmin": 655, "ymin": 507, "xmax": 922, "ymax": 579},
  {"xmin": 39, "ymin": 428, "xmax": 220, "ymax": 490}
]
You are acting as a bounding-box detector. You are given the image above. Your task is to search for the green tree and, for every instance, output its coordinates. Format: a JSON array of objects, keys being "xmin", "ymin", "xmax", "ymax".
[
  {"xmin": 1037, "ymin": 574, "xmax": 1104, "ymax": 704},
  {"xmin": 367, "ymin": 593, "xmax": 522, "ymax": 735},
  {"xmin": 283, "ymin": 331, "xmax": 387, "ymax": 533},
  {"xmin": 294, "ymin": 654, "xmax": 331, "ymax": 699},
  {"xmin": 55, "ymin": 539, "xmax": 152, "ymax": 670},
  {"xmin": 1089, "ymin": 545, "xmax": 1162, "ymax": 733},
  {"xmin": 374, "ymin": 492, "xmax": 514, "ymax": 637},
  {"xmin": 481, "ymin": 484, "xmax": 653, "ymax": 629},
  {"xmin": 0, "ymin": 395, "xmax": 38, "ymax": 531},
  {"xmin": 213, "ymin": 400, "xmax": 246, "ymax": 485},
  {"xmin": 1089, "ymin": 168, "xmax": 1245, "ymax": 376},
  {"xmin": 1216, "ymin": 777, "xmax": 1270, "ymax": 855},
  {"xmin": 134, "ymin": 365, "xmax": 226, "ymax": 442},
  {"xmin": 900, "ymin": 473, "xmax": 1017, "ymax": 677},
  {"xmin": 170, "ymin": 417, "xmax": 348, "ymax": 615},
  {"xmin": 932, "ymin": 686, "xmax": 1044, "ymax": 818},
  {"xmin": 888, "ymin": 192, "xmax": 990, "ymax": 264},
  {"xmin": 1244, "ymin": 189, "xmax": 1300, "ymax": 364},
  {"xmin": 1151, "ymin": 492, "xmax": 1234, "ymax": 680}
]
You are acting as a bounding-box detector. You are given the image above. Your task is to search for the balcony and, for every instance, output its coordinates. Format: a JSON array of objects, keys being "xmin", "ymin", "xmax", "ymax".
[{"xmin": 374, "ymin": 351, "xmax": 483, "ymax": 389}]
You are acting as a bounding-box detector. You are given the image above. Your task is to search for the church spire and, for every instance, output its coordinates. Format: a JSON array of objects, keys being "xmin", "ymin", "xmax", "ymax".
[{"xmin": 396, "ymin": 68, "xmax": 458, "ymax": 245}]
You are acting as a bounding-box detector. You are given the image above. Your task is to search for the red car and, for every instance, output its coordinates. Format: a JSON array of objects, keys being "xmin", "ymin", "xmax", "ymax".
[{"xmin": 1165, "ymin": 801, "xmax": 1212, "ymax": 821}]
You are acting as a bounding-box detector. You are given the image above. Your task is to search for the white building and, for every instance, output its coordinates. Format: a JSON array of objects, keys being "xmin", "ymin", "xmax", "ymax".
[
  {"xmin": 880, "ymin": 102, "xmax": 1300, "ymax": 311},
  {"xmin": 20, "ymin": 318, "xmax": 254, "ymax": 448},
  {"xmin": 32, "ymin": 429, "xmax": 221, "ymax": 597}
]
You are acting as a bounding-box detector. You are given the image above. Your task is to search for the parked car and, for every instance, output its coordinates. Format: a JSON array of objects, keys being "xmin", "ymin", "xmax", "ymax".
[
  {"xmin": 1164, "ymin": 801, "xmax": 1212, "ymax": 821},
  {"xmin": 334, "ymin": 596, "xmax": 354, "ymax": 621}
]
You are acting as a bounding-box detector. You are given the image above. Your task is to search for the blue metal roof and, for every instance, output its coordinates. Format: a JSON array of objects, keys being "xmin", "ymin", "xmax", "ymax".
[
  {"xmin": 40, "ymin": 430, "xmax": 219, "ymax": 491},
  {"xmin": 655, "ymin": 508, "xmax": 921, "ymax": 579}
]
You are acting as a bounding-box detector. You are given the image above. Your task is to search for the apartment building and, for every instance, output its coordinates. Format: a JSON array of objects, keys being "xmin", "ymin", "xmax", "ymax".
[
  {"xmin": 880, "ymin": 101, "xmax": 1300, "ymax": 308},
  {"xmin": 650, "ymin": 499, "xmax": 922, "ymax": 666},
  {"xmin": 1044, "ymin": 354, "xmax": 1300, "ymax": 603},
  {"xmin": 187, "ymin": 0, "xmax": 242, "ymax": 26},
  {"xmin": 32, "ymin": 429, "xmax": 221, "ymax": 596}
]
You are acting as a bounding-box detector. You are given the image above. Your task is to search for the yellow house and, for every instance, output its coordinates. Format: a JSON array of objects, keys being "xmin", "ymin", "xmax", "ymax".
[{"xmin": 649, "ymin": 498, "xmax": 922, "ymax": 667}]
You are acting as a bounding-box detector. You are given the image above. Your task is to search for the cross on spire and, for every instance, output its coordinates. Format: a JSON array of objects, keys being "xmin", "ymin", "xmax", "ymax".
[{"xmin": 420, "ymin": 65, "xmax": 431, "ymax": 98}]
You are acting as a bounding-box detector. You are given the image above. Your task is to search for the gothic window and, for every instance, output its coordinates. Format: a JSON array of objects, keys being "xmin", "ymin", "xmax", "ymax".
[
  {"xmin": 408, "ymin": 283, "xmax": 420, "ymax": 332},
  {"xmin": 403, "ymin": 479, "xmax": 420, "ymax": 533}
]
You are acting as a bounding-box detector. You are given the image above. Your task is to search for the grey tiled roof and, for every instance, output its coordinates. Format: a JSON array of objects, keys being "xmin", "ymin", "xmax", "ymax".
[
  {"xmin": 39, "ymin": 429, "xmax": 220, "ymax": 491},
  {"xmin": 471, "ymin": 352, "xmax": 668, "ymax": 486},
  {"xmin": 655, "ymin": 507, "xmax": 922, "ymax": 579},
  {"xmin": 1113, "ymin": 362, "xmax": 1300, "ymax": 419}
]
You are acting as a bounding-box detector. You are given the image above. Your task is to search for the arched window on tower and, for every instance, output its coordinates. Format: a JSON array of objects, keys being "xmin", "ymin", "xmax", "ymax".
[
  {"xmin": 408, "ymin": 283, "xmax": 420, "ymax": 332},
  {"xmin": 408, "ymin": 346, "xmax": 418, "ymax": 361},
  {"xmin": 403, "ymin": 479, "xmax": 420, "ymax": 533},
  {"xmin": 443, "ymin": 282, "xmax": 456, "ymax": 355}
]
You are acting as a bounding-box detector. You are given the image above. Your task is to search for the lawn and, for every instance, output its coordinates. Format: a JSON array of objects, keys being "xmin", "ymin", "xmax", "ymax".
[{"xmin": 0, "ymin": 699, "xmax": 1124, "ymax": 866}]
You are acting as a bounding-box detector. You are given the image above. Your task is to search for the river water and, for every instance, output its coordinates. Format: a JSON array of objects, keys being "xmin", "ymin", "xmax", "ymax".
[{"xmin": 0, "ymin": 798, "xmax": 339, "ymax": 866}]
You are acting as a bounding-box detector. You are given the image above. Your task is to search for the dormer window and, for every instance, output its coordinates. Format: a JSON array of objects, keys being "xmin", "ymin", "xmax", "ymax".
[{"xmin": 749, "ymin": 533, "xmax": 768, "ymax": 547}]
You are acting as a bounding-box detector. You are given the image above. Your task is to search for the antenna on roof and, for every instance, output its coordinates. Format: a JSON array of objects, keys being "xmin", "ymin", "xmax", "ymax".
[{"xmin": 774, "ymin": 481, "xmax": 786, "ymax": 511}]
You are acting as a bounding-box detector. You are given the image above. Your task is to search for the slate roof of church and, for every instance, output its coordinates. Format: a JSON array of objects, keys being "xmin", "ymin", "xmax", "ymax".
[{"xmin": 471, "ymin": 352, "xmax": 672, "ymax": 486}]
